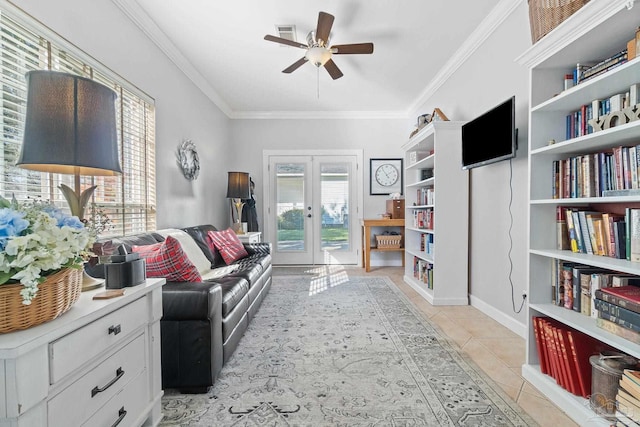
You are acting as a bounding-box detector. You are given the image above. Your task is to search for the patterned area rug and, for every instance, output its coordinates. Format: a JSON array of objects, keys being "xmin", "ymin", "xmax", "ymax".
[{"xmin": 160, "ymin": 274, "xmax": 537, "ymax": 426}]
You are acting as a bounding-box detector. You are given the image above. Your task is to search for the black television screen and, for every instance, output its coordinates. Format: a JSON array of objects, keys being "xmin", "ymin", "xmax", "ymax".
[{"xmin": 461, "ymin": 96, "xmax": 516, "ymax": 170}]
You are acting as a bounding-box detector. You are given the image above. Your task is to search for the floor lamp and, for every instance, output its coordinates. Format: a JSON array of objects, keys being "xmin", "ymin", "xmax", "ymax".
[
  {"xmin": 226, "ymin": 172, "xmax": 250, "ymax": 234},
  {"xmin": 16, "ymin": 70, "xmax": 122, "ymax": 291}
]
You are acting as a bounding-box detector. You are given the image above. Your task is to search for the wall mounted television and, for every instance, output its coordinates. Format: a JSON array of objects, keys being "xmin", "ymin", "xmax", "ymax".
[{"xmin": 461, "ymin": 96, "xmax": 516, "ymax": 170}]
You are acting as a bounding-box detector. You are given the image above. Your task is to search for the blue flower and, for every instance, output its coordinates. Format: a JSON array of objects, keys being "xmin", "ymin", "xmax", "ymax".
[
  {"xmin": 0, "ymin": 208, "xmax": 29, "ymax": 250},
  {"xmin": 60, "ymin": 215, "xmax": 84, "ymax": 229},
  {"xmin": 41, "ymin": 205, "xmax": 83, "ymax": 229}
]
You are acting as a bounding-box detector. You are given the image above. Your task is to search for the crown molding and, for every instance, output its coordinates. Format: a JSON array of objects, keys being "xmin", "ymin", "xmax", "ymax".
[
  {"xmin": 112, "ymin": 0, "xmax": 233, "ymax": 117},
  {"xmin": 405, "ymin": 0, "xmax": 525, "ymax": 117},
  {"xmin": 114, "ymin": 0, "xmax": 523, "ymax": 120},
  {"xmin": 230, "ymin": 110, "xmax": 410, "ymax": 120}
]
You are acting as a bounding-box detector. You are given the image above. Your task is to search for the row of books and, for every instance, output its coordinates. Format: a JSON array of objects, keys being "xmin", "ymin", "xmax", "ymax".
[
  {"xmin": 570, "ymin": 48, "xmax": 629, "ymax": 86},
  {"xmin": 412, "ymin": 208, "xmax": 433, "ymax": 230},
  {"xmin": 412, "ymin": 257, "xmax": 433, "ymax": 289},
  {"xmin": 595, "ymin": 285, "xmax": 640, "ymax": 336},
  {"xmin": 552, "ymin": 145, "xmax": 640, "ymax": 199},
  {"xmin": 532, "ymin": 316, "xmax": 613, "ymax": 398},
  {"xmin": 615, "ymin": 369, "xmax": 640, "ymax": 427},
  {"xmin": 551, "ymin": 259, "xmax": 640, "ymax": 314},
  {"xmin": 557, "ymin": 206, "xmax": 640, "ymax": 261},
  {"xmin": 564, "ymin": 83, "xmax": 639, "ymax": 141},
  {"xmin": 419, "ymin": 233, "xmax": 434, "ymax": 256},
  {"xmin": 415, "ymin": 187, "xmax": 434, "ymax": 206}
]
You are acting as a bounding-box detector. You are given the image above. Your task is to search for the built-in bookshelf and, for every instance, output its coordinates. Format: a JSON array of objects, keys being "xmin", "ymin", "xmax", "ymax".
[
  {"xmin": 401, "ymin": 121, "xmax": 469, "ymax": 305},
  {"xmin": 517, "ymin": 1, "xmax": 640, "ymax": 425}
]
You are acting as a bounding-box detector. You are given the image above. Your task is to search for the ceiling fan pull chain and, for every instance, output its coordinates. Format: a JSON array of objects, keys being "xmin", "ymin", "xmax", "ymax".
[{"xmin": 317, "ymin": 66, "xmax": 320, "ymax": 99}]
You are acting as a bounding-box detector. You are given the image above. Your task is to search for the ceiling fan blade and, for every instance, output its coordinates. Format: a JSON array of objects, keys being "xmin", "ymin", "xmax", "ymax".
[
  {"xmin": 332, "ymin": 43, "xmax": 374, "ymax": 55},
  {"xmin": 323, "ymin": 59, "xmax": 343, "ymax": 80},
  {"xmin": 282, "ymin": 57, "xmax": 308, "ymax": 73},
  {"xmin": 264, "ymin": 34, "xmax": 308, "ymax": 49},
  {"xmin": 316, "ymin": 12, "xmax": 334, "ymax": 45}
]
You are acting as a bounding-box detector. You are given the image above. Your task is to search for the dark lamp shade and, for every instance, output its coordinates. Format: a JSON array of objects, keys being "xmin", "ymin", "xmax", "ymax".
[
  {"xmin": 17, "ymin": 70, "xmax": 122, "ymax": 176},
  {"xmin": 226, "ymin": 172, "xmax": 250, "ymax": 199}
]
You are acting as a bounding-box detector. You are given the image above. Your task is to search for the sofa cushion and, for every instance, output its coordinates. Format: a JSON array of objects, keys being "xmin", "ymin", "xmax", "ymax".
[
  {"xmin": 182, "ymin": 225, "xmax": 224, "ymax": 267},
  {"xmin": 207, "ymin": 228, "xmax": 248, "ymax": 265},
  {"xmin": 157, "ymin": 228, "xmax": 213, "ymax": 275},
  {"xmin": 132, "ymin": 236, "xmax": 202, "ymax": 282},
  {"xmin": 216, "ymin": 276, "xmax": 249, "ymax": 318},
  {"xmin": 228, "ymin": 262, "xmax": 263, "ymax": 288}
]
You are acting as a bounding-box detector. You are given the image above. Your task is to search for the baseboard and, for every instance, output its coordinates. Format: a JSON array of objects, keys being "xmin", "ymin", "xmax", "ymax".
[{"xmin": 469, "ymin": 295, "xmax": 527, "ymax": 338}]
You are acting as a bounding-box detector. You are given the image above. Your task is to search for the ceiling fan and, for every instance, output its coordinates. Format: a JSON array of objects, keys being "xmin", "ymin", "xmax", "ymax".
[{"xmin": 264, "ymin": 11, "xmax": 374, "ymax": 80}]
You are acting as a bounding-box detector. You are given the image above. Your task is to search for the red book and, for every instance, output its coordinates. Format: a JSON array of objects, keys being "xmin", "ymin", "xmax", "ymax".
[
  {"xmin": 540, "ymin": 319, "xmax": 560, "ymax": 383},
  {"xmin": 558, "ymin": 328, "xmax": 581, "ymax": 395},
  {"xmin": 541, "ymin": 319, "xmax": 566, "ymax": 389},
  {"xmin": 599, "ymin": 285, "xmax": 640, "ymax": 314},
  {"xmin": 532, "ymin": 317, "xmax": 550, "ymax": 375},
  {"xmin": 566, "ymin": 329, "xmax": 613, "ymax": 397}
]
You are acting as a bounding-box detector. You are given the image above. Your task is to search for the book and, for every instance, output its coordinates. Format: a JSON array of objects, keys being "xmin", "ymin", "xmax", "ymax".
[
  {"xmin": 631, "ymin": 208, "xmax": 640, "ymax": 262},
  {"xmin": 617, "ymin": 393, "xmax": 640, "ymax": 425},
  {"xmin": 586, "ymin": 212, "xmax": 603, "ymax": 254},
  {"xmin": 612, "ymin": 275, "xmax": 640, "ymax": 287},
  {"xmin": 556, "ymin": 206, "xmax": 569, "ymax": 250},
  {"xmin": 572, "ymin": 266, "xmax": 604, "ymax": 312},
  {"xmin": 598, "ymin": 286, "xmax": 640, "ymax": 314},
  {"xmin": 622, "ymin": 370, "xmax": 640, "ymax": 403},
  {"xmin": 565, "ymin": 327, "xmax": 613, "ymax": 397},
  {"xmin": 599, "ymin": 309, "xmax": 640, "ymax": 334},
  {"xmin": 532, "ymin": 317, "xmax": 550, "ymax": 375},
  {"xmin": 565, "ymin": 208, "xmax": 580, "ymax": 253},
  {"xmin": 592, "ymin": 272, "xmax": 613, "ymax": 318},
  {"xmin": 597, "ymin": 317, "xmax": 640, "ymax": 345},
  {"xmin": 557, "ymin": 328, "xmax": 580, "ymax": 395}
]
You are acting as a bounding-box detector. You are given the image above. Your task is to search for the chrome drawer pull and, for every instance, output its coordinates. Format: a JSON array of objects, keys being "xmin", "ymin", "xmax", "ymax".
[
  {"xmin": 91, "ymin": 367, "xmax": 124, "ymax": 397},
  {"xmin": 108, "ymin": 324, "xmax": 121, "ymax": 335},
  {"xmin": 109, "ymin": 407, "xmax": 127, "ymax": 427}
]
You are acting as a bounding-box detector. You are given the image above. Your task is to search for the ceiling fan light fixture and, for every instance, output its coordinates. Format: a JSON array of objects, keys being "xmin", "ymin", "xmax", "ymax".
[{"xmin": 306, "ymin": 46, "xmax": 331, "ymax": 67}]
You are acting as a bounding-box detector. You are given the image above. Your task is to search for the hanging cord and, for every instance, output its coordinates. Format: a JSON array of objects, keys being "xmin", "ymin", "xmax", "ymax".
[
  {"xmin": 317, "ymin": 66, "xmax": 320, "ymax": 99},
  {"xmin": 508, "ymin": 158, "xmax": 526, "ymax": 313}
]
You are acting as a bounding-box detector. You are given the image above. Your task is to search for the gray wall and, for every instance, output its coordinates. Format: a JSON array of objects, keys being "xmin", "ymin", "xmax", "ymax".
[
  {"xmin": 412, "ymin": 2, "xmax": 531, "ymax": 334},
  {"xmin": 9, "ymin": 0, "xmax": 232, "ymax": 229}
]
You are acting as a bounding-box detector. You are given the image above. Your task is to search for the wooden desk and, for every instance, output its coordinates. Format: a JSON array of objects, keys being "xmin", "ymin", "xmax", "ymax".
[{"xmin": 361, "ymin": 218, "xmax": 405, "ymax": 272}]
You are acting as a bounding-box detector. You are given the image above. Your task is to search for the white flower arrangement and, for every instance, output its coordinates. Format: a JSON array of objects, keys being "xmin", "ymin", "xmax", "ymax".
[{"xmin": 0, "ymin": 196, "xmax": 93, "ymax": 305}]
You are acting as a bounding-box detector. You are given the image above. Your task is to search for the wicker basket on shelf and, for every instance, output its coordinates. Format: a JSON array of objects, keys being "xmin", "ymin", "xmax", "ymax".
[
  {"xmin": 0, "ymin": 268, "xmax": 83, "ymax": 333},
  {"xmin": 528, "ymin": 0, "xmax": 590, "ymax": 43},
  {"xmin": 375, "ymin": 234, "xmax": 402, "ymax": 249}
]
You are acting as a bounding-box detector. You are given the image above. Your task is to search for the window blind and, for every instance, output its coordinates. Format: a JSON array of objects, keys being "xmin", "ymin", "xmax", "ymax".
[{"xmin": 0, "ymin": 11, "xmax": 156, "ymax": 237}]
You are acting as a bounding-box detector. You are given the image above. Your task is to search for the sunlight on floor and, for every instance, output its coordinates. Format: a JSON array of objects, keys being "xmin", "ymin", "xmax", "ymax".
[{"xmin": 308, "ymin": 265, "xmax": 350, "ymax": 296}]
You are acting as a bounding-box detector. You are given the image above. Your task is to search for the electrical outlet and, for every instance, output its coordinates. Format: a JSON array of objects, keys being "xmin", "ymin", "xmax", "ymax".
[{"xmin": 522, "ymin": 290, "xmax": 527, "ymax": 299}]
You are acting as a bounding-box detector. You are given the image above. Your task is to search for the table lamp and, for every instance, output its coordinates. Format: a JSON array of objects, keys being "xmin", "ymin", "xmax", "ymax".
[
  {"xmin": 226, "ymin": 172, "xmax": 250, "ymax": 234},
  {"xmin": 16, "ymin": 70, "xmax": 122, "ymax": 290}
]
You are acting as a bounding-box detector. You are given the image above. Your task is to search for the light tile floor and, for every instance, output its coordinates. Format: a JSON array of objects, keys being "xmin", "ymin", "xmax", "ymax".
[{"xmin": 336, "ymin": 266, "xmax": 579, "ymax": 427}]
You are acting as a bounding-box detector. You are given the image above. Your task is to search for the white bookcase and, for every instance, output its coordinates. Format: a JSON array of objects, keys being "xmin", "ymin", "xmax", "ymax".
[
  {"xmin": 401, "ymin": 121, "xmax": 469, "ymax": 305},
  {"xmin": 517, "ymin": 1, "xmax": 640, "ymax": 425}
]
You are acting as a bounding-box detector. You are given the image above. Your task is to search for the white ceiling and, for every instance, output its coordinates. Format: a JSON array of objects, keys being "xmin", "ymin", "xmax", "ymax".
[{"xmin": 114, "ymin": 0, "xmax": 510, "ymax": 119}]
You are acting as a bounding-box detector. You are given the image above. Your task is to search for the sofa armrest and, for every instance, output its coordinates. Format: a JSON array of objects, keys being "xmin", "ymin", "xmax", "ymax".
[
  {"xmin": 243, "ymin": 242, "xmax": 271, "ymax": 256},
  {"xmin": 162, "ymin": 281, "xmax": 222, "ymax": 321}
]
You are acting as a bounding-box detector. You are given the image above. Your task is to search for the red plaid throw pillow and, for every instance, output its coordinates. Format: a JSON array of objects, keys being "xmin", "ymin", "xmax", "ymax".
[
  {"xmin": 132, "ymin": 236, "xmax": 202, "ymax": 282},
  {"xmin": 207, "ymin": 228, "xmax": 248, "ymax": 265}
]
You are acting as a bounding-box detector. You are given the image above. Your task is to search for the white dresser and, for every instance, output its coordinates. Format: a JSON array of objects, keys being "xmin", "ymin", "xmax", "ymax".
[
  {"xmin": 237, "ymin": 231, "xmax": 261, "ymax": 243},
  {"xmin": 0, "ymin": 278, "xmax": 165, "ymax": 427}
]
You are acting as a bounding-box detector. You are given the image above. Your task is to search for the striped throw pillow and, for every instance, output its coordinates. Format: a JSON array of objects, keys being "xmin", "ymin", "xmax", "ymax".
[
  {"xmin": 207, "ymin": 228, "xmax": 248, "ymax": 265},
  {"xmin": 132, "ymin": 236, "xmax": 202, "ymax": 282}
]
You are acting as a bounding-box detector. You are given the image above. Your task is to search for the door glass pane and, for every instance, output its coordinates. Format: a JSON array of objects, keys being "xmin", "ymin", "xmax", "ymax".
[
  {"xmin": 276, "ymin": 163, "xmax": 305, "ymax": 252},
  {"xmin": 320, "ymin": 163, "xmax": 350, "ymax": 251}
]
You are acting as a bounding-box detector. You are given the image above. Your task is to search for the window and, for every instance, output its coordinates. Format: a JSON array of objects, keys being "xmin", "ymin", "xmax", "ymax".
[{"xmin": 0, "ymin": 9, "xmax": 156, "ymax": 237}]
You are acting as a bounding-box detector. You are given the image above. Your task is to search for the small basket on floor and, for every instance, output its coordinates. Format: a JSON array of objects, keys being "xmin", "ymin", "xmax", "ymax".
[{"xmin": 375, "ymin": 234, "xmax": 402, "ymax": 249}]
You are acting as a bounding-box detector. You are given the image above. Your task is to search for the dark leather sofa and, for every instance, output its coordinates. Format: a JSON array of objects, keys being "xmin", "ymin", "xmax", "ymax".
[{"xmin": 92, "ymin": 224, "xmax": 272, "ymax": 393}]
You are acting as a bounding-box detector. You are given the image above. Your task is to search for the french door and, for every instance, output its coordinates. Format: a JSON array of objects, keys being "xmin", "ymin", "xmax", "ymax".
[{"xmin": 263, "ymin": 151, "xmax": 361, "ymax": 265}]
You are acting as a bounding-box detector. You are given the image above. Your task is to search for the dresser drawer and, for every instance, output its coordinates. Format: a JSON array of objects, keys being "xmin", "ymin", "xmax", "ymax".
[
  {"xmin": 49, "ymin": 297, "xmax": 148, "ymax": 384},
  {"xmin": 81, "ymin": 369, "xmax": 149, "ymax": 427},
  {"xmin": 48, "ymin": 333, "xmax": 146, "ymax": 427}
]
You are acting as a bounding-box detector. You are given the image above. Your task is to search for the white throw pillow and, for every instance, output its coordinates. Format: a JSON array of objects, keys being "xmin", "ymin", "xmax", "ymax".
[{"xmin": 156, "ymin": 228, "xmax": 212, "ymax": 275}]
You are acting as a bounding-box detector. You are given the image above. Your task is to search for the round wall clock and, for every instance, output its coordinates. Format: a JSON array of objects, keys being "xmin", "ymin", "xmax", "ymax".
[
  {"xmin": 375, "ymin": 163, "xmax": 399, "ymax": 187},
  {"xmin": 369, "ymin": 158, "xmax": 403, "ymax": 195},
  {"xmin": 176, "ymin": 139, "xmax": 200, "ymax": 181}
]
